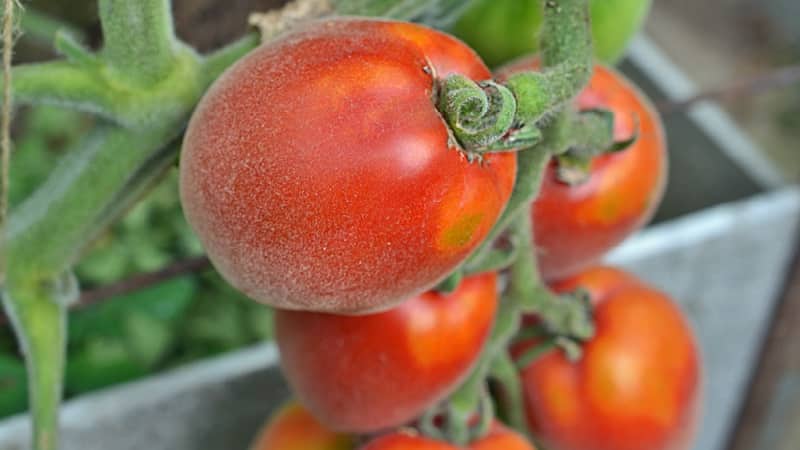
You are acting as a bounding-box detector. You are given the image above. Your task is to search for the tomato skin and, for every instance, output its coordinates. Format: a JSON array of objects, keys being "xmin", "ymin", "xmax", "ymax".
[
  {"xmin": 496, "ymin": 59, "xmax": 667, "ymax": 281},
  {"xmin": 360, "ymin": 423, "xmax": 536, "ymax": 450},
  {"xmin": 249, "ymin": 401, "xmax": 353, "ymax": 450},
  {"xmin": 515, "ymin": 266, "xmax": 701, "ymax": 450},
  {"xmin": 180, "ymin": 19, "xmax": 516, "ymax": 314},
  {"xmin": 275, "ymin": 273, "xmax": 498, "ymax": 433}
]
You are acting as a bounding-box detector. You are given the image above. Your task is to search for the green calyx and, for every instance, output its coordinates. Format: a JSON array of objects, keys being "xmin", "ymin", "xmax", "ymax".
[
  {"xmin": 436, "ymin": 0, "xmax": 593, "ymax": 156},
  {"xmin": 553, "ymin": 109, "xmax": 640, "ymax": 185},
  {"xmin": 437, "ymin": 75, "xmax": 518, "ymax": 155}
]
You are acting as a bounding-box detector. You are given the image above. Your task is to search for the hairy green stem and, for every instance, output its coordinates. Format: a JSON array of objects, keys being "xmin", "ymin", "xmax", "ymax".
[
  {"xmin": 12, "ymin": 61, "xmax": 117, "ymax": 119},
  {"xmin": 7, "ymin": 125, "xmax": 179, "ymax": 278},
  {"xmin": 441, "ymin": 278, "xmax": 522, "ymax": 445},
  {"xmin": 12, "ymin": 43, "xmax": 204, "ymax": 129},
  {"xmin": 540, "ymin": 0, "xmax": 592, "ymax": 68},
  {"xmin": 99, "ymin": 0, "xmax": 180, "ymax": 85},
  {"xmin": 2, "ymin": 275, "xmax": 73, "ymax": 450},
  {"xmin": 550, "ymin": 109, "xmax": 620, "ymax": 184},
  {"xmin": 507, "ymin": 196, "xmax": 594, "ymax": 340},
  {"xmin": 504, "ymin": 0, "xmax": 592, "ymax": 123},
  {"xmin": 3, "ymin": 123, "xmax": 181, "ymax": 449},
  {"xmin": 430, "ymin": 144, "xmax": 554, "ymax": 442},
  {"xmin": 489, "ymin": 353, "xmax": 529, "ymax": 436},
  {"xmin": 440, "ymin": 2, "xmax": 596, "ymax": 439}
]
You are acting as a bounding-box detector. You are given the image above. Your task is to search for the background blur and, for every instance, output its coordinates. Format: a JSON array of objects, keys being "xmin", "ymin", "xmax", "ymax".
[
  {"xmin": 646, "ymin": 0, "xmax": 800, "ymax": 180},
  {"xmin": 2, "ymin": 1, "xmax": 799, "ymax": 449}
]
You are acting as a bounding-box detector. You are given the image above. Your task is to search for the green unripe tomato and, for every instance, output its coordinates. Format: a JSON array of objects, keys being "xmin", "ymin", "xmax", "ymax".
[
  {"xmin": 590, "ymin": 0, "xmax": 652, "ymax": 62},
  {"xmin": 453, "ymin": 0, "xmax": 651, "ymax": 67}
]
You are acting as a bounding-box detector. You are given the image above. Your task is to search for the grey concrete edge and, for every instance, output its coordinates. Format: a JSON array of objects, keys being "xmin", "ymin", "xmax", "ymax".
[
  {"xmin": 0, "ymin": 343, "xmax": 279, "ymax": 435},
  {"xmin": 607, "ymin": 186, "xmax": 800, "ymax": 264}
]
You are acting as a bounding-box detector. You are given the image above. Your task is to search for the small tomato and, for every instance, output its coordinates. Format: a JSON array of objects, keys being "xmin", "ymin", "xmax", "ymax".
[
  {"xmin": 249, "ymin": 401, "xmax": 353, "ymax": 450},
  {"xmin": 360, "ymin": 422, "xmax": 536, "ymax": 450},
  {"xmin": 275, "ymin": 273, "xmax": 498, "ymax": 433},
  {"xmin": 515, "ymin": 266, "xmax": 701, "ymax": 450},
  {"xmin": 497, "ymin": 59, "xmax": 667, "ymax": 281}
]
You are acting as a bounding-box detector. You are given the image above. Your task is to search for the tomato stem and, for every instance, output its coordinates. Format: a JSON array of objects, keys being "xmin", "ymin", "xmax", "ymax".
[
  {"xmin": 507, "ymin": 204, "xmax": 594, "ymax": 341},
  {"xmin": 551, "ymin": 109, "xmax": 632, "ymax": 185},
  {"xmin": 1, "ymin": 274, "xmax": 74, "ymax": 450},
  {"xmin": 435, "ymin": 2, "xmax": 597, "ymax": 437},
  {"xmin": 436, "ymin": 0, "xmax": 593, "ymax": 155},
  {"xmin": 489, "ymin": 353, "xmax": 530, "ymax": 437},
  {"xmin": 426, "ymin": 257, "xmax": 525, "ymax": 444},
  {"xmin": 98, "ymin": 0, "xmax": 181, "ymax": 85}
]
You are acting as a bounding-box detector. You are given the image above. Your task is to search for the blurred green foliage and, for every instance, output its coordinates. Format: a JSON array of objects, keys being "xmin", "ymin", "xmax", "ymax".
[{"xmin": 2, "ymin": 105, "xmax": 273, "ymax": 418}]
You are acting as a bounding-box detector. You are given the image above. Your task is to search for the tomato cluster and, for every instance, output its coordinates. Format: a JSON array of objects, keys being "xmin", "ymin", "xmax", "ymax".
[{"xmin": 179, "ymin": 11, "xmax": 700, "ymax": 450}]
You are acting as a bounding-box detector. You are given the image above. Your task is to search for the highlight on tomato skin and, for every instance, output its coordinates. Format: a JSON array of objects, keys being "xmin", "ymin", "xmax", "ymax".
[
  {"xmin": 179, "ymin": 18, "xmax": 516, "ymax": 315},
  {"xmin": 274, "ymin": 272, "xmax": 499, "ymax": 433},
  {"xmin": 359, "ymin": 422, "xmax": 537, "ymax": 450},
  {"xmin": 496, "ymin": 58, "xmax": 667, "ymax": 282},
  {"xmin": 514, "ymin": 266, "xmax": 701, "ymax": 450},
  {"xmin": 249, "ymin": 401, "xmax": 354, "ymax": 450}
]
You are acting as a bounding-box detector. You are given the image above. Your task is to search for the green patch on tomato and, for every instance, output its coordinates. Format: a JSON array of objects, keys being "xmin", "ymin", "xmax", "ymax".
[{"xmin": 440, "ymin": 212, "xmax": 485, "ymax": 250}]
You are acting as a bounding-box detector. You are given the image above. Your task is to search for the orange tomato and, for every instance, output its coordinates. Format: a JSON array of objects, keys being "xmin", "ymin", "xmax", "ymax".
[
  {"xmin": 250, "ymin": 401, "xmax": 353, "ymax": 450},
  {"xmin": 361, "ymin": 422, "xmax": 536, "ymax": 450}
]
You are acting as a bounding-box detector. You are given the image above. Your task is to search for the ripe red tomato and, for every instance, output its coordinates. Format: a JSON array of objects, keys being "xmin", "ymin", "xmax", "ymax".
[
  {"xmin": 180, "ymin": 19, "xmax": 516, "ymax": 314},
  {"xmin": 275, "ymin": 273, "xmax": 498, "ymax": 433},
  {"xmin": 249, "ymin": 401, "xmax": 353, "ymax": 450},
  {"xmin": 515, "ymin": 266, "xmax": 701, "ymax": 450},
  {"xmin": 496, "ymin": 59, "xmax": 667, "ymax": 281},
  {"xmin": 360, "ymin": 423, "xmax": 536, "ymax": 450}
]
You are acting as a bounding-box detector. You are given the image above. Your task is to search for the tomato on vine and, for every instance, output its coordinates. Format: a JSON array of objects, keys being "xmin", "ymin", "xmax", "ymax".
[
  {"xmin": 515, "ymin": 267, "xmax": 701, "ymax": 450},
  {"xmin": 275, "ymin": 272, "xmax": 498, "ymax": 433},
  {"xmin": 249, "ymin": 401, "xmax": 353, "ymax": 450},
  {"xmin": 497, "ymin": 59, "xmax": 667, "ymax": 281},
  {"xmin": 180, "ymin": 18, "xmax": 516, "ymax": 315},
  {"xmin": 361, "ymin": 423, "xmax": 536, "ymax": 450}
]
